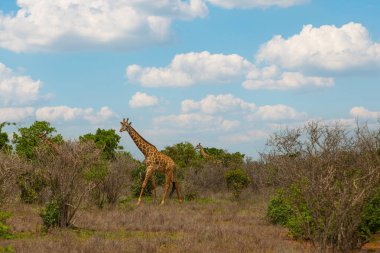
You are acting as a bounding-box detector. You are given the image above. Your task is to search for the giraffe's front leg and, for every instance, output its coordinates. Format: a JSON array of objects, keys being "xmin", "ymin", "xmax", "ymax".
[{"xmin": 137, "ymin": 165, "xmax": 154, "ymax": 206}]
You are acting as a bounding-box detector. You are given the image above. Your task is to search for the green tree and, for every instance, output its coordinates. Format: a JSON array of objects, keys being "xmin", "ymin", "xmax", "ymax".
[
  {"xmin": 205, "ymin": 147, "xmax": 245, "ymax": 168},
  {"xmin": 12, "ymin": 121, "xmax": 62, "ymax": 160},
  {"xmin": 79, "ymin": 128, "xmax": 122, "ymax": 160},
  {"xmin": 0, "ymin": 122, "xmax": 15, "ymax": 152},
  {"xmin": 161, "ymin": 142, "xmax": 200, "ymax": 168}
]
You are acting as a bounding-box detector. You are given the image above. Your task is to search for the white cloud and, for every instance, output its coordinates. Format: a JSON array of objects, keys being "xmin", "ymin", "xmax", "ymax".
[
  {"xmin": 35, "ymin": 106, "xmax": 117, "ymax": 124},
  {"xmin": 256, "ymin": 22, "xmax": 380, "ymax": 71},
  {"xmin": 0, "ymin": 0, "xmax": 208, "ymax": 52},
  {"xmin": 221, "ymin": 120, "xmax": 241, "ymax": 130},
  {"xmin": 207, "ymin": 0, "xmax": 308, "ymax": 9},
  {"xmin": 243, "ymin": 65, "xmax": 334, "ymax": 90},
  {"xmin": 181, "ymin": 94, "xmax": 256, "ymax": 114},
  {"xmin": 127, "ymin": 51, "xmax": 333, "ymax": 90},
  {"xmin": 153, "ymin": 94, "xmax": 306, "ymax": 138},
  {"xmin": 154, "ymin": 113, "xmax": 240, "ymax": 131},
  {"xmin": 126, "ymin": 51, "xmax": 253, "ymax": 87},
  {"xmin": 0, "ymin": 63, "xmax": 42, "ymax": 105},
  {"xmin": 129, "ymin": 92, "xmax": 158, "ymax": 108},
  {"xmin": 35, "ymin": 106, "xmax": 87, "ymax": 122},
  {"xmin": 84, "ymin": 106, "xmax": 118, "ymax": 124},
  {"xmin": 0, "ymin": 107, "xmax": 35, "ymax": 122},
  {"xmin": 252, "ymin": 104, "xmax": 307, "ymax": 121},
  {"xmin": 222, "ymin": 130, "xmax": 269, "ymax": 143},
  {"xmin": 350, "ymin": 106, "xmax": 380, "ymax": 119}
]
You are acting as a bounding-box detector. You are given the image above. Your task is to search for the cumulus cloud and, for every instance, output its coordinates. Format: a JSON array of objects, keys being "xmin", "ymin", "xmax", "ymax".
[
  {"xmin": 0, "ymin": 63, "xmax": 41, "ymax": 105},
  {"xmin": 207, "ymin": 0, "xmax": 308, "ymax": 9},
  {"xmin": 129, "ymin": 92, "xmax": 158, "ymax": 108},
  {"xmin": 0, "ymin": 0, "xmax": 208, "ymax": 52},
  {"xmin": 154, "ymin": 113, "xmax": 240, "ymax": 131},
  {"xmin": 350, "ymin": 106, "xmax": 380, "ymax": 119},
  {"xmin": 152, "ymin": 94, "xmax": 306, "ymax": 138},
  {"xmin": 0, "ymin": 107, "xmax": 35, "ymax": 122},
  {"xmin": 221, "ymin": 130, "xmax": 269, "ymax": 143},
  {"xmin": 127, "ymin": 51, "xmax": 334, "ymax": 90},
  {"xmin": 250, "ymin": 104, "xmax": 307, "ymax": 121},
  {"xmin": 35, "ymin": 106, "xmax": 117, "ymax": 124},
  {"xmin": 256, "ymin": 22, "xmax": 380, "ymax": 71},
  {"xmin": 181, "ymin": 94, "xmax": 256, "ymax": 114},
  {"xmin": 243, "ymin": 65, "xmax": 334, "ymax": 90},
  {"xmin": 126, "ymin": 51, "xmax": 253, "ymax": 87}
]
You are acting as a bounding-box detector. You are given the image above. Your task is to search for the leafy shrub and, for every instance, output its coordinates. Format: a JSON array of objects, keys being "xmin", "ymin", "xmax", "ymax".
[
  {"xmin": 17, "ymin": 171, "xmax": 47, "ymax": 204},
  {"xmin": 359, "ymin": 188, "xmax": 380, "ymax": 240},
  {"xmin": 267, "ymin": 184, "xmax": 313, "ymax": 240},
  {"xmin": 0, "ymin": 245, "xmax": 15, "ymax": 253},
  {"xmin": 267, "ymin": 189, "xmax": 292, "ymax": 226},
  {"xmin": 224, "ymin": 169, "xmax": 250, "ymax": 199},
  {"xmin": 0, "ymin": 210, "xmax": 12, "ymax": 239},
  {"xmin": 84, "ymin": 164, "xmax": 108, "ymax": 208},
  {"xmin": 40, "ymin": 199, "xmax": 61, "ymax": 228}
]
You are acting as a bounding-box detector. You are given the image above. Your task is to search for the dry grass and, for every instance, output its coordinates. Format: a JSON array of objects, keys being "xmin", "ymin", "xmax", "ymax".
[{"xmin": 1, "ymin": 190, "xmax": 312, "ymax": 253}]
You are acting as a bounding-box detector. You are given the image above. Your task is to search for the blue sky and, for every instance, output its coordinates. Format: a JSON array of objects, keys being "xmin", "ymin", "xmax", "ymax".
[{"xmin": 0, "ymin": 0, "xmax": 379, "ymax": 160}]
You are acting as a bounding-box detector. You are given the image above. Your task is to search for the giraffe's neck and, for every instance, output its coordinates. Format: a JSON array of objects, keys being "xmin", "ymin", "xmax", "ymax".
[
  {"xmin": 200, "ymin": 146, "xmax": 211, "ymax": 159},
  {"xmin": 126, "ymin": 126, "xmax": 156, "ymax": 157},
  {"xmin": 41, "ymin": 136, "xmax": 60, "ymax": 154}
]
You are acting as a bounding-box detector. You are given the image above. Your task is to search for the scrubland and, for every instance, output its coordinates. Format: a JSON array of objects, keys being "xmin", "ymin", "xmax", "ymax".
[{"xmin": 1, "ymin": 190, "xmax": 312, "ymax": 253}]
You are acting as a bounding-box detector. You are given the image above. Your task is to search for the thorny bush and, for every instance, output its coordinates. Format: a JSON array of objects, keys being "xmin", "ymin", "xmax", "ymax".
[{"xmin": 263, "ymin": 121, "xmax": 380, "ymax": 252}]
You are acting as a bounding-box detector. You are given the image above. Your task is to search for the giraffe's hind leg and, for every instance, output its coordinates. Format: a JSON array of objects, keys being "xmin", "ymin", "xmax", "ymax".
[
  {"xmin": 151, "ymin": 175, "xmax": 157, "ymax": 203},
  {"xmin": 160, "ymin": 171, "xmax": 173, "ymax": 205},
  {"xmin": 174, "ymin": 181, "xmax": 183, "ymax": 203}
]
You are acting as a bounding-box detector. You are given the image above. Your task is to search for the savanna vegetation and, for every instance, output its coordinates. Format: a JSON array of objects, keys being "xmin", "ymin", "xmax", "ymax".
[{"xmin": 0, "ymin": 120, "xmax": 379, "ymax": 252}]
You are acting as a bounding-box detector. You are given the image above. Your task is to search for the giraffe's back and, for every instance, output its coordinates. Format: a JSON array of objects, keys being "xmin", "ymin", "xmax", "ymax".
[{"xmin": 144, "ymin": 151, "xmax": 175, "ymax": 171}]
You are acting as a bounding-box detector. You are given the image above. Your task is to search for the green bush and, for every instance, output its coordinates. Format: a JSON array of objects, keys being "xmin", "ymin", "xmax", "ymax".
[
  {"xmin": 267, "ymin": 185, "xmax": 313, "ymax": 239},
  {"xmin": 17, "ymin": 171, "xmax": 47, "ymax": 204},
  {"xmin": 0, "ymin": 245, "xmax": 15, "ymax": 253},
  {"xmin": 40, "ymin": 200, "xmax": 61, "ymax": 228},
  {"xmin": 267, "ymin": 189, "xmax": 292, "ymax": 226},
  {"xmin": 359, "ymin": 188, "xmax": 380, "ymax": 240},
  {"xmin": 84, "ymin": 164, "xmax": 109, "ymax": 208},
  {"xmin": 0, "ymin": 211, "xmax": 12, "ymax": 239},
  {"xmin": 224, "ymin": 169, "xmax": 250, "ymax": 199}
]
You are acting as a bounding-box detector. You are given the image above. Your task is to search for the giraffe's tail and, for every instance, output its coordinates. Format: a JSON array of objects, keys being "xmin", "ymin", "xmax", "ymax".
[
  {"xmin": 169, "ymin": 182, "xmax": 176, "ymax": 198},
  {"xmin": 169, "ymin": 165, "xmax": 183, "ymax": 202}
]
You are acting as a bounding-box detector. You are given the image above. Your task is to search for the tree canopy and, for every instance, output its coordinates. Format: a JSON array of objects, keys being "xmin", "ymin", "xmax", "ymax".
[
  {"xmin": 12, "ymin": 121, "xmax": 63, "ymax": 160},
  {"xmin": 161, "ymin": 142, "xmax": 200, "ymax": 168},
  {"xmin": 0, "ymin": 122, "xmax": 15, "ymax": 152},
  {"xmin": 79, "ymin": 128, "xmax": 122, "ymax": 160}
]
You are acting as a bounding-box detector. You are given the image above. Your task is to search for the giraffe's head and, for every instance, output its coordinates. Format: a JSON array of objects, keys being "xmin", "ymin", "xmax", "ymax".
[
  {"xmin": 120, "ymin": 118, "xmax": 132, "ymax": 132},
  {"xmin": 195, "ymin": 143, "xmax": 202, "ymax": 150}
]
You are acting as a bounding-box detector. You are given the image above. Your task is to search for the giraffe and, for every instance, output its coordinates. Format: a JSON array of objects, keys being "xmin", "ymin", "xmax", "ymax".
[
  {"xmin": 195, "ymin": 143, "xmax": 223, "ymax": 166},
  {"xmin": 119, "ymin": 118, "xmax": 182, "ymax": 206},
  {"xmin": 195, "ymin": 143, "xmax": 212, "ymax": 160},
  {"xmin": 37, "ymin": 133, "xmax": 63, "ymax": 155}
]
